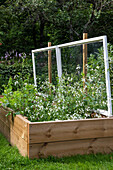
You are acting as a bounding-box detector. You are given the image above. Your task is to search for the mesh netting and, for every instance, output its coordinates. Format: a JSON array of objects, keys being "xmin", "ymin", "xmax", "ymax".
[{"xmin": 33, "ymin": 41, "xmax": 108, "ymax": 114}]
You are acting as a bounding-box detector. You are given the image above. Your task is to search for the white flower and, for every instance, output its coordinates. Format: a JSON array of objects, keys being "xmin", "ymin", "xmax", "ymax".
[
  {"xmin": 14, "ymin": 75, "xmax": 19, "ymax": 79},
  {"xmin": 96, "ymin": 66, "xmax": 99, "ymax": 69},
  {"xmin": 39, "ymin": 105, "xmax": 43, "ymax": 109},
  {"xmin": 25, "ymin": 107, "xmax": 29, "ymax": 111},
  {"xmin": 76, "ymin": 65, "xmax": 81, "ymax": 70},
  {"xmin": 15, "ymin": 81, "xmax": 19, "ymax": 85},
  {"xmin": 82, "ymin": 78, "xmax": 85, "ymax": 82},
  {"xmin": 35, "ymin": 96, "xmax": 38, "ymax": 99}
]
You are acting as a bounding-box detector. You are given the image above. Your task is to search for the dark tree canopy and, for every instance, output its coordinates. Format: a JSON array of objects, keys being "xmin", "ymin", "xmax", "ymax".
[{"xmin": 0, "ymin": 0, "xmax": 113, "ymax": 55}]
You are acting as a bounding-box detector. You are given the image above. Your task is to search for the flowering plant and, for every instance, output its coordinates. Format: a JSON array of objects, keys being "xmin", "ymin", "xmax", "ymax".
[
  {"xmin": 0, "ymin": 45, "xmax": 112, "ymax": 122},
  {"xmin": 0, "ymin": 70, "xmax": 106, "ymax": 122}
]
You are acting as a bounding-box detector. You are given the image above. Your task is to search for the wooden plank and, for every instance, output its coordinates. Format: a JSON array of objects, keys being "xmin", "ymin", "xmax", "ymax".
[
  {"xmin": 10, "ymin": 128, "xmax": 28, "ymax": 157},
  {"xmin": 27, "ymin": 122, "xmax": 30, "ymax": 158},
  {"xmin": 0, "ymin": 106, "xmax": 11, "ymax": 126},
  {"xmin": 0, "ymin": 118, "xmax": 10, "ymax": 142},
  {"xmin": 29, "ymin": 118, "xmax": 113, "ymax": 144},
  {"xmin": 0, "ymin": 106, "xmax": 29, "ymax": 142},
  {"xmin": 10, "ymin": 115, "xmax": 28, "ymax": 142},
  {"xmin": 10, "ymin": 116, "xmax": 29, "ymax": 156},
  {"xmin": 29, "ymin": 137, "xmax": 113, "ymax": 159},
  {"xmin": 0, "ymin": 106, "xmax": 29, "ymax": 157},
  {"xmin": 1, "ymin": 106, "xmax": 113, "ymax": 159}
]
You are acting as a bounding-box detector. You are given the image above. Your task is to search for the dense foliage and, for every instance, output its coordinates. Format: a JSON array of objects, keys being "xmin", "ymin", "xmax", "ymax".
[
  {"xmin": 0, "ymin": 51, "xmax": 33, "ymax": 93},
  {"xmin": 1, "ymin": 46, "xmax": 112, "ymax": 122},
  {"xmin": 0, "ymin": 0, "xmax": 113, "ymax": 56}
]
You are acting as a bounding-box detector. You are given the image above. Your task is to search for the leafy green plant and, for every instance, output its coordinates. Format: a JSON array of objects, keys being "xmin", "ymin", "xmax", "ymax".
[
  {"xmin": 0, "ymin": 53, "xmax": 33, "ymax": 94},
  {"xmin": 0, "ymin": 73, "xmax": 103, "ymax": 122},
  {"xmin": 1, "ymin": 45, "xmax": 112, "ymax": 122}
]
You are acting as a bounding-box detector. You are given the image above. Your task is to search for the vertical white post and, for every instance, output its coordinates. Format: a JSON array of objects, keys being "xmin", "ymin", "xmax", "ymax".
[
  {"xmin": 103, "ymin": 36, "xmax": 112, "ymax": 116},
  {"xmin": 32, "ymin": 52, "xmax": 37, "ymax": 87},
  {"xmin": 56, "ymin": 47, "xmax": 62, "ymax": 79}
]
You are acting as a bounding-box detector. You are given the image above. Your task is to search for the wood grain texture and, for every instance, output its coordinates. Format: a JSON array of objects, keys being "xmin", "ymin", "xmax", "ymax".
[
  {"xmin": 10, "ymin": 115, "xmax": 28, "ymax": 142},
  {"xmin": 10, "ymin": 128, "xmax": 28, "ymax": 157},
  {"xmin": 29, "ymin": 118, "xmax": 113, "ymax": 144},
  {"xmin": 0, "ymin": 106, "xmax": 29, "ymax": 142},
  {"xmin": 29, "ymin": 137, "xmax": 113, "ymax": 159},
  {"xmin": 83, "ymin": 33, "xmax": 88, "ymax": 76},
  {"xmin": 0, "ymin": 106, "xmax": 29, "ymax": 157},
  {"xmin": 1, "ymin": 106, "xmax": 113, "ymax": 159},
  {"xmin": 27, "ymin": 122, "xmax": 30, "ymax": 158},
  {"xmin": 0, "ymin": 118, "xmax": 10, "ymax": 141},
  {"xmin": 0, "ymin": 106, "xmax": 11, "ymax": 126},
  {"xmin": 83, "ymin": 33, "xmax": 88, "ymax": 88}
]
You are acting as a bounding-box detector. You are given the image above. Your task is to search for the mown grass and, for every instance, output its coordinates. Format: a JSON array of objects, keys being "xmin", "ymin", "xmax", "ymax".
[{"xmin": 0, "ymin": 133, "xmax": 113, "ymax": 170}]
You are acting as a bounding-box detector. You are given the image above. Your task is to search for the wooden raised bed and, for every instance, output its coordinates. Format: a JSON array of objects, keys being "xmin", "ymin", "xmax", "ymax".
[{"xmin": 0, "ymin": 106, "xmax": 113, "ymax": 159}]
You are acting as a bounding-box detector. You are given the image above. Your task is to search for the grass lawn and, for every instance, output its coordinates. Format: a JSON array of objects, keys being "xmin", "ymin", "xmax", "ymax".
[{"xmin": 0, "ymin": 133, "xmax": 113, "ymax": 170}]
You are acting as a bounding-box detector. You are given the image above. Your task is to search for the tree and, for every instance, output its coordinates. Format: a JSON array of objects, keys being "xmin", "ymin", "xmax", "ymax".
[{"xmin": 0, "ymin": 0, "xmax": 113, "ymax": 57}]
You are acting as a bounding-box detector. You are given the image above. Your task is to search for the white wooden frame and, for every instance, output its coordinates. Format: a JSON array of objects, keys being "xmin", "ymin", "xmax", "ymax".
[{"xmin": 32, "ymin": 35, "xmax": 112, "ymax": 116}]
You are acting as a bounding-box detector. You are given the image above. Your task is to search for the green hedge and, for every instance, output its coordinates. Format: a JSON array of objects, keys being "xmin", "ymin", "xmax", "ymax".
[{"xmin": 0, "ymin": 62, "xmax": 33, "ymax": 94}]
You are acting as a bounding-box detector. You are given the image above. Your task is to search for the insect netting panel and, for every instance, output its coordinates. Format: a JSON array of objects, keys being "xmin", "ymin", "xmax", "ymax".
[
  {"xmin": 34, "ymin": 49, "xmax": 57, "ymax": 89},
  {"xmin": 60, "ymin": 41, "xmax": 108, "ymax": 117}
]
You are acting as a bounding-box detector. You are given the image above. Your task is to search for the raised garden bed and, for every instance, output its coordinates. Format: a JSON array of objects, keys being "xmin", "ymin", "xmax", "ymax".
[{"xmin": 1, "ymin": 106, "xmax": 113, "ymax": 159}]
